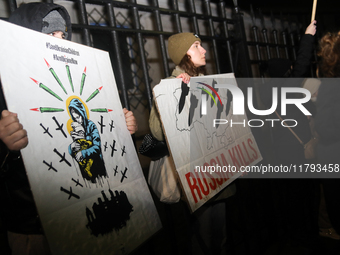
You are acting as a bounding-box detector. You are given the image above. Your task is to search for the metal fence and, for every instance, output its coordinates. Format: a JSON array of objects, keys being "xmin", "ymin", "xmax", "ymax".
[
  {"xmin": 0, "ymin": 0, "xmax": 319, "ymax": 253},
  {"xmin": 67, "ymin": 0, "xmax": 239, "ymax": 110},
  {"xmin": 247, "ymin": 6, "xmax": 318, "ymax": 78},
  {"xmin": 2, "ymin": 0, "xmax": 315, "ymax": 137}
]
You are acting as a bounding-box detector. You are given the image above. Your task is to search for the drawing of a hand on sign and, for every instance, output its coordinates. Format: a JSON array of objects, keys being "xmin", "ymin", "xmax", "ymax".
[{"xmin": 67, "ymin": 97, "xmax": 107, "ymax": 183}]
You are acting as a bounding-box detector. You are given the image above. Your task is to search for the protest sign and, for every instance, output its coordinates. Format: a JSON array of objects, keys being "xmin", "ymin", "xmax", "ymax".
[
  {"xmin": 0, "ymin": 20, "xmax": 161, "ymax": 255},
  {"xmin": 153, "ymin": 74, "xmax": 262, "ymax": 211}
]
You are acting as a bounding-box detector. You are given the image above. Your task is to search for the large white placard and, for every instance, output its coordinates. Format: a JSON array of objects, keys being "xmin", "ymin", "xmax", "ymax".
[
  {"xmin": 153, "ymin": 74, "xmax": 262, "ymax": 212},
  {"xmin": 0, "ymin": 20, "xmax": 161, "ymax": 254}
]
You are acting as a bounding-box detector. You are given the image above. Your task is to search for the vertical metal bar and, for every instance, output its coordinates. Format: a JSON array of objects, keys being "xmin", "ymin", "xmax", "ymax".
[
  {"xmin": 252, "ymin": 25, "xmax": 264, "ymax": 77},
  {"xmin": 131, "ymin": 0, "xmax": 152, "ymax": 109},
  {"xmin": 296, "ymin": 15, "xmax": 302, "ymax": 41},
  {"xmin": 106, "ymin": 3, "xmax": 130, "ymax": 109},
  {"xmin": 204, "ymin": 0, "xmax": 220, "ymax": 74},
  {"xmin": 232, "ymin": 5, "xmax": 253, "ymax": 77},
  {"xmin": 272, "ymin": 30, "xmax": 280, "ymax": 58},
  {"xmin": 250, "ymin": 5, "xmax": 264, "ymax": 77},
  {"xmin": 76, "ymin": 0, "xmax": 91, "ymax": 47},
  {"xmin": 280, "ymin": 14, "xmax": 289, "ymax": 59},
  {"xmin": 252, "ymin": 26, "xmax": 262, "ymax": 64},
  {"xmin": 219, "ymin": 0, "xmax": 234, "ymax": 73},
  {"xmin": 282, "ymin": 30, "xmax": 289, "ymax": 59},
  {"xmin": 250, "ymin": 7, "xmax": 262, "ymax": 77},
  {"xmin": 290, "ymin": 32, "xmax": 296, "ymax": 60},
  {"xmin": 270, "ymin": 12, "xmax": 280, "ymax": 58},
  {"xmin": 262, "ymin": 28, "xmax": 271, "ymax": 60},
  {"xmin": 152, "ymin": 0, "xmax": 170, "ymax": 80},
  {"xmin": 281, "ymin": 30, "xmax": 289, "ymax": 59},
  {"xmin": 259, "ymin": 9, "xmax": 271, "ymax": 60},
  {"xmin": 287, "ymin": 17, "xmax": 296, "ymax": 60},
  {"xmin": 172, "ymin": 0, "xmax": 182, "ymax": 32},
  {"xmin": 7, "ymin": 0, "xmax": 17, "ymax": 14},
  {"xmin": 188, "ymin": 0, "xmax": 200, "ymax": 34}
]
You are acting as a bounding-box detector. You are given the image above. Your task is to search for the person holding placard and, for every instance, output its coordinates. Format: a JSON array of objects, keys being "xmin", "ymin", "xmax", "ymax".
[
  {"xmin": 0, "ymin": 4, "xmax": 72, "ymax": 254},
  {"xmin": 149, "ymin": 32, "xmax": 207, "ymax": 142},
  {"xmin": 148, "ymin": 32, "xmax": 236, "ymax": 254},
  {"xmin": 259, "ymin": 20, "xmax": 320, "ymax": 252},
  {"xmin": 0, "ymin": 3, "xmax": 137, "ymax": 254}
]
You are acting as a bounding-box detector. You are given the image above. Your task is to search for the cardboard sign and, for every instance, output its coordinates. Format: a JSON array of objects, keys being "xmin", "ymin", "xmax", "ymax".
[
  {"xmin": 153, "ymin": 74, "xmax": 262, "ymax": 212},
  {"xmin": 0, "ymin": 20, "xmax": 161, "ymax": 255}
]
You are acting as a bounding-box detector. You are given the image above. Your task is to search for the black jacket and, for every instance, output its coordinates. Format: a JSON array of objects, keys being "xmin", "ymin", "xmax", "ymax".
[
  {"xmin": 315, "ymin": 79, "xmax": 340, "ymax": 165},
  {"xmin": 259, "ymin": 34, "xmax": 315, "ymax": 164},
  {"xmin": 8, "ymin": 2, "xmax": 72, "ymax": 40},
  {"xmin": 0, "ymin": 2, "xmax": 72, "ymax": 234}
]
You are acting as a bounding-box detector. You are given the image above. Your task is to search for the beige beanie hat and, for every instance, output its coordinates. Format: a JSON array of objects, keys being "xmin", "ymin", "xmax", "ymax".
[{"xmin": 168, "ymin": 32, "xmax": 201, "ymax": 65}]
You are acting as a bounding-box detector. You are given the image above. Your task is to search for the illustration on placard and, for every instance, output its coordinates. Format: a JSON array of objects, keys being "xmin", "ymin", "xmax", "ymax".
[
  {"xmin": 29, "ymin": 58, "xmax": 134, "ymax": 236},
  {"xmin": 86, "ymin": 189, "xmax": 134, "ymax": 236},
  {"xmin": 30, "ymin": 59, "xmax": 113, "ymax": 185},
  {"xmin": 0, "ymin": 21, "xmax": 162, "ymax": 254},
  {"xmin": 153, "ymin": 75, "xmax": 263, "ymax": 212},
  {"xmin": 175, "ymin": 78, "xmax": 235, "ymax": 149},
  {"xmin": 67, "ymin": 98, "xmax": 107, "ymax": 183}
]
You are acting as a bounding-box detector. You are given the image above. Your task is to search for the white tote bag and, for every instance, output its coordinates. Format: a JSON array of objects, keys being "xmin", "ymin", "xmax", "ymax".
[{"xmin": 148, "ymin": 155, "xmax": 181, "ymax": 203}]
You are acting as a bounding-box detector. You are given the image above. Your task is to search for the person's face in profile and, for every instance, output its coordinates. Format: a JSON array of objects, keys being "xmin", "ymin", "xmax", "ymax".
[{"xmin": 186, "ymin": 41, "xmax": 206, "ymax": 67}]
